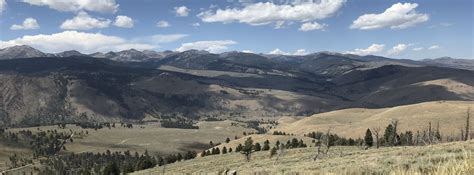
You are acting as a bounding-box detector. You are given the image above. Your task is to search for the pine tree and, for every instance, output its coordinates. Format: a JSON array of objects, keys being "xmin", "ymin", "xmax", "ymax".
[
  {"xmin": 103, "ymin": 161, "xmax": 120, "ymax": 175},
  {"xmin": 177, "ymin": 153, "xmax": 183, "ymax": 161},
  {"xmin": 383, "ymin": 124, "xmax": 395, "ymax": 146},
  {"xmin": 229, "ymin": 147, "xmax": 233, "ymax": 152},
  {"xmin": 236, "ymin": 144, "xmax": 243, "ymax": 152},
  {"xmin": 242, "ymin": 137, "xmax": 254, "ymax": 161},
  {"xmin": 254, "ymin": 143, "xmax": 261, "ymax": 151},
  {"xmin": 262, "ymin": 140, "xmax": 270, "ymax": 151},
  {"xmin": 226, "ymin": 137, "xmax": 231, "ymax": 143},
  {"xmin": 298, "ymin": 139, "xmax": 306, "ymax": 147},
  {"xmin": 200, "ymin": 150, "xmax": 207, "ymax": 157},
  {"xmin": 364, "ymin": 128, "xmax": 374, "ymax": 148},
  {"xmin": 222, "ymin": 146, "xmax": 228, "ymax": 154},
  {"xmin": 270, "ymin": 147, "xmax": 277, "ymax": 158},
  {"xmin": 291, "ymin": 138, "xmax": 299, "ymax": 148}
]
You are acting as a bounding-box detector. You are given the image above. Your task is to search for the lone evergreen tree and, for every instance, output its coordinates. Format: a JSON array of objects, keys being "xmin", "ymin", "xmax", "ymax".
[
  {"xmin": 222, "ymin": 146, "xmax": 227, "ymax": 154},
  {"xmin": 241, "ymin": 137, "xmax": 254, "ymax": 162},
  {"xmin": 262, "ymin": 140, "xmax": 270, "ymax": 151},
  {"xmin": 364, "ymin": 128, "xmax": 373, "ymax": 148}
]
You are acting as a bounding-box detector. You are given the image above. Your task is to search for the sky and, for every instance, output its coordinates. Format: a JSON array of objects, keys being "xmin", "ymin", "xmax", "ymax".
[{"xmin": 0, "ymin": 0, "xmax": 472, "ymax": 60}]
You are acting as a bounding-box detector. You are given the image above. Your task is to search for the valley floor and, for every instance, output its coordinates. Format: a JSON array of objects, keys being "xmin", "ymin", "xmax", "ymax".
[{"xmin": 134, "ymin": 140, "xmax": 474, "ymax": 175}]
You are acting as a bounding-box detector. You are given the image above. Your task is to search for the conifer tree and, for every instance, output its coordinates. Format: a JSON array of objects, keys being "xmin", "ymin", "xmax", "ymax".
[
  {"xmin": 254, "ymin": 143, "xmax": 261, "ymax": 151},
  {"xmin": 262, "ymin": 140, "xmax": 270, "ymax": 151},
  {"xmin": 222, "ymin": 146, "xmax": 227, "ymax": 154},
  {"xmin": 364, "ymin": 128, "xmax": 374, "ymax": 148}
]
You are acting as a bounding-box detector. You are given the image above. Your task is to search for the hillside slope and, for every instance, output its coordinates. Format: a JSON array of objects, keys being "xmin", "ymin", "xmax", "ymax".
[
  {"xmin": 272, "ymin": 101, "xmax": 474, "ymax": 138},
  {"xmin": 134, "ymin": 141, "xmax": 474, "ymax": 174},
  {"xmin": 0, "ymin": 54, "xmax": 473, "ymax": 126}
]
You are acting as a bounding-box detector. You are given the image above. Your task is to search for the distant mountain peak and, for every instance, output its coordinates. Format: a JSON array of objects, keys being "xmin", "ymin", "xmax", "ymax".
[
  {"xmin": 56, "ymin": 50, "xmax": 84, "ymax": 57},
  {"xmin": 0, "ymin": 45, "xmax": 46, "ymax": 59}
]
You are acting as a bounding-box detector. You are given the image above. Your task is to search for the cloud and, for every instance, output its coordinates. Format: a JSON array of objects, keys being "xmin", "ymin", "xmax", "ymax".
[
  {"xmin": 293, "ymin": 49, "xmax": 308, "ymax": 55},
  {"xmin": 176, "ymin": 40, "xmax": 237, "ymax": 53},
  {"xmin": 152, "ymin": 34, "xmax": 188, "ymax": 43},
  {"xmin": 345, "ymin": 44, "xmax": 385, "ymax": 55},
  {"xmin": 21, "ymin": 0, "xmax": 119, "ymax": 13},
  {"xmin": 299, "ymin": 22, "xmax": 327, "ymax": 31},
  {"xmin": 387, "ymin": 44, "xmax": 408, "ymax": 55},
  {"xmin": 175, "ymin": 6, "xmax": 190, "ymax": 17},
  {"xmin": 269, "ymin": 48, "xmax": 290, "ymax": 55},
  {"xmin": 269, "ymin": 48, "xmax": 308, "ymax": 55},
  {"xmin": 191, "ymin": 22, "xmax": 200, "ymax": 27},
  {"xmin": 350, "ymin": 3, "xmax": 429, "ymax": 30},
  {"xmin": 0, "ymin": 0, "xmax": 6, "ymax": 15},
  {"xmin": 242, "ymin": 50, "xmax": 253, "ymax": 53},
  {"xmin": 60, "ymin": 11, "xmax": 110, "ymax": 30},
  {"xmin": 274, "ymin": 21, "xmax": 286, "ymax": 29},
  {"xmin": 10, "ymin": 18, "xmax": 40, "ymax": 30},
  {"xmin": 114, "ymin": 15, "xmax": 134, "ymax": 28},
  {"xmin": 0, "ymin": 31, "xmax": 154, "ymax": 53},
  {"xmin": 412, "ymin": 47, "xmax": 423, "ymax": 51},
  {"xmin": 428, "ymin": 45, "xmax": 440, "ymax": 50},
  {"xmin": 156, "ymin": 20, "xmax": 170, "ymax": 28},
  {"xmin": 198, "ymin": 0, "xmax": 345, "ymax": 26}
]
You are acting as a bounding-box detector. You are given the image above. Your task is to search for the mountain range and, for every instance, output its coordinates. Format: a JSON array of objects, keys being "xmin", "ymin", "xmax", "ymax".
[{"xmin": 0, "ymin": 45, "xmax": 473, "ymax": 126}]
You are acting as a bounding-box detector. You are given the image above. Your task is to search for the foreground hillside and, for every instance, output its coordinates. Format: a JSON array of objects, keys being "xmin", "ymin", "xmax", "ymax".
[
  {"xmin": 135, "ymin": 141, "xmax": 473, "ymax": 174},
  {"xmin": 273, "ymin": 101, "xmax": 474, "ymax": 138}
]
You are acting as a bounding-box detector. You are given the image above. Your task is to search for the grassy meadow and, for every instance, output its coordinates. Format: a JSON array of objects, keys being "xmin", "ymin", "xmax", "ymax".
[
  {"xmin": 134, "ymin": 140, "xmax": 474, "ymax": 175},
  {"xmin": 0, "ymin": 120, "xmax": 255, "ymax": 171}
]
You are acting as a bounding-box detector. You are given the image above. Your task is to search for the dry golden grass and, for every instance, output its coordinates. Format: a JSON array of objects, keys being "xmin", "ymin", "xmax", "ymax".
[
  {"xmin": 0, "ymin": 120, "xmax": 254, "ymax": 171},
  {"xmin": 272, "ymin": 101, "xmax": 474, "ymax": 138},
  {"xmin": 134, "ymin": 140, "xmax": 474, "ymax": 175}
]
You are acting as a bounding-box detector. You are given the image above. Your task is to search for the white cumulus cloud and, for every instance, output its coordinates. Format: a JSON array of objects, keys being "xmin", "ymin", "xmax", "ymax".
[
  {"xmin": 114, "ymin": 15, "xmax": 134, "ymax": 28},
  {"xmin": 269, "ymin": 48, "xmax": 308, "ymax": 55},
  {"xmin": 0, "ymin": 0, "xmax": 6, "ymax": 15},
  {"xmin": 293, "ymin": 49, "xmax": 308, "ymax": 55},
  {"xmin": 345, "ymin": 44, "xmax": 385, "ymax": 55},
  {"xmin": 152, "ymin": 34, "xmax": 188, "ymax": 43},
  {"xmin": 10, "ymin": 18, "xmax": 40, "ymax": 30},
  {"xmin": 350, "ymin": 3, "xmax": 429, "ymax": 30},
  {"xmin": 428, "ymin": 45, "xmax": 440, "ymax": 50},
  {"xmin": 299, "ymin": 22, "xmax": 327, "ymax": 31},
  {"xmin": 174, "ymin": 6, "xmax": 190, "ymax": 17},
  {"xmin": 198, "ymin": 0, "xmax": 345, "ymax": 26},
  {"xmin": 176, "ymin": 40, "xmax": 237, "ymax": 53},
  {"xmin": 387, "ymin": 44, "xmax": 408, "ymax": 56},
  {"xmin": 269, "ymin": 48, "xmax": 290, "ymax": 55},
  {"xmin": 21, "ymin": 0, "xmax": 119, "ymax": 13},
  {"xmin": 0, "ymin": 31, "xmax": 154, "ymax": 53},
  {"xmin": 156, "ymin": 20, "xmax": 170, "ymax": 28},
  {"xmin": 60, "ymin": 11, "xmax": 111, "ymax": 30},
  {"xmin": 412, "ymin": 47, "xmax": 423, "ymax": 51}
]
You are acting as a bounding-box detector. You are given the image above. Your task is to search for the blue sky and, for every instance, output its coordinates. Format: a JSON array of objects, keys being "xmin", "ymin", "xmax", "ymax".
[{"xmin": 0, "ymin": 0, "xmax": 472, "ymax": 59}]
